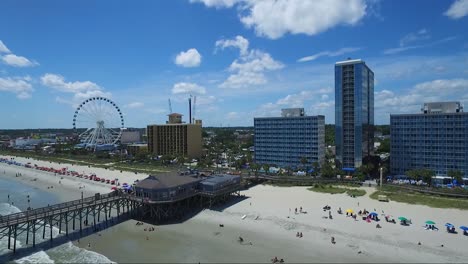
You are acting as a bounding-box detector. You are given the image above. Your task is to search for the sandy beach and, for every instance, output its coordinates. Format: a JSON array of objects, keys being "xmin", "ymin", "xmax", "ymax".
[{"xmin": 1, "ymin": 155, "xmax": 468, "ymax": 263}]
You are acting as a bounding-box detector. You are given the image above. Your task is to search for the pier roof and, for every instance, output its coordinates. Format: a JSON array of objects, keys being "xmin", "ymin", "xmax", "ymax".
[{"xmin": 136, "ymin": 173, "xmax": 201, "ymax": 190}]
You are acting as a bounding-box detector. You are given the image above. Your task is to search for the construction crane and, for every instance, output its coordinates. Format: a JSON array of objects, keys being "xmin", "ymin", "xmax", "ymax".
[
  {"xmin": 192, "ymin": 96, "xmax": 197, "ymax": 123},
  {"xmin": 168, "ymin": 98, "xmax": 172, "ymax": 114}
]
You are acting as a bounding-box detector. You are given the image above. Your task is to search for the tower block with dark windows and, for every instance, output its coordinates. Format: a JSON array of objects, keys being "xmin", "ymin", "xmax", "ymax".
[{"xmin": 335, "ymin": 59, "xmax": 374, "ymax": 170}]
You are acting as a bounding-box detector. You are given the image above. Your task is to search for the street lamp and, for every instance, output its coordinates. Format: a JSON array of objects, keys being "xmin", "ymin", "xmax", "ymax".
[{"xmin": 379, "ymin": 167, "xmax": 383, "ymax": 188}]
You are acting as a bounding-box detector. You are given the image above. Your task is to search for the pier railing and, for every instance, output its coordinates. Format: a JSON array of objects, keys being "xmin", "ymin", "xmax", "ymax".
[{"xmin": 0, "ymin": 191, "xmax": 120, "ymax": 226}]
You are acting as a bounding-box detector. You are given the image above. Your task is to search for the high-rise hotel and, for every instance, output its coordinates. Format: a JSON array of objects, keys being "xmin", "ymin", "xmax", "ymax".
[
  {"xmin": 335, "ymin": 59, "xmax": 374, "ymax": 169},
  {"xmin": 254, "ymin": 108, "xmax": 325, "ymax": 168},
  {"xmin": 391, "ymin": 102, "xmax": 468, "ymax": 177}
]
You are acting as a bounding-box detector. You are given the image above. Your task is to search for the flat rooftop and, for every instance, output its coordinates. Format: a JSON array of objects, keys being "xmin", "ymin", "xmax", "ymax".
[{"xmin": 335, "ymin": 59, "xmax": 364, "ymax": 66}]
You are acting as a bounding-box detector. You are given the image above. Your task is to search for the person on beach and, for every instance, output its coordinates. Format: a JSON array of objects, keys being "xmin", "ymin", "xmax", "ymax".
[
  {"xmin": 88, "ymin": 243, "xmax": 91, "ymax": 248},
  {"xmin": 331, "ymin": 236, "xmax": 335, "ymax": 244}
]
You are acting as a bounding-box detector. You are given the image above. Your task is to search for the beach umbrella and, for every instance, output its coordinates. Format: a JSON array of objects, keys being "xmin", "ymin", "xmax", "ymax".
[
  {"xmin": 425, "ymin": 220, "xmax": 436, "ymax": 225},
  {"xmin": 445, "ymin": 223, "xmax": 454, "ymax": 227},
  {"xmin": 111, "ymin": 187, "xmax": 117, "ymax": 190},
  {"xmin": 346, "ymin": 209, "xmax": 354, "ymax": 213},
  {"xmin": 460, "ymin": 226, "xmax": 468, "ymax": 231},
  {"xmin": 398, "ymin": 217, "xmax": 407, "ymax": 221},
  {"xmin": 369, "ymin": 212, "xmax": 378, "ymax": 216}
]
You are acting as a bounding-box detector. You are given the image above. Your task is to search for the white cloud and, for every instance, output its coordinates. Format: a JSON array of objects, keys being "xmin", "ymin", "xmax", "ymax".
[
  {"xmin": 375, "ymin": 78, "xmax": 468, "ymax": 116},
  {"xmin": 253, "ymin": 88, "xmax": 333, "ymax": 118},
  {"xmin": 2, "ymin": 54, "xmax": 38, "ymax": 67},
  {"xmin": 196, "ymin": 95, "xmax": 217, "ymax": 105},
  {"xmin": 297, "ymin": 47, "xmax": 361, "ymax": 62},
  {"xmin": 221, "ymin": 50, "xmax": 284, "ymax": 89},
  {"xmin": 384, "ymin": 36, "xmax": 457, "ymax": 55},
  {"xmin": 125, "ymin": 102, "xmax": 145, "ymax": 109},
  {"xmin": 413, "ymin": 78, "xmax": 468, "ymax": 93},
  {"xmin": 41, "ymin": 73, "xmax": 101, "ymax": 93},
  {"xmin": 226, "ymin": 111, "xmax": 240, "ymax": 120},
  {"xmin": 215, "ymin": 35, "xmax": 249, "ymax": 56},
  {"xmin": 0, "ymin": 40, "xmax": 10, "ymax": 53},
  {"xmin": 174, "ymin": 48, "xmax": 202, "ymax": 67},
  {"xmin": 41, "ymin": 73, "xmax": 110, "ymax": 104},
  {"xmin": 172, "ymin": 82, "xmax": 206, "ymax": 95},
  {"xmin": 399, "ymin": 28, "xmax": 430, "ymax": 47},
  {"xmin": 192, "ymin": 0, "xmax": 367, "ymax": 39},
  {"xmin": 0, "ymin": 76, "xmax": 34, "ymax": 99},
  {"xmin": 190, "ymin": 0, "xmax": 239, "ymax": 8},
  {"xmin": 444, "ymin": 0, "xmax": 468, "ymax": 19},
  {"xmin": 216, "ymin": 36, "xmax": 284, "ymax": 89}
]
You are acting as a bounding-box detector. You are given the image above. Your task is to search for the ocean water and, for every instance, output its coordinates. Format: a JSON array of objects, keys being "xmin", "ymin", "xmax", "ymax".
[{"xmin": 0, "ymin": 176, "xmax": 114, "ymax": 263}]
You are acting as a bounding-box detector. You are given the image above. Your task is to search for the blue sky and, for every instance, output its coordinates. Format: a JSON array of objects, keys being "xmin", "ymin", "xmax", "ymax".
[{"xmin": 1, "ymin": 0, "xmax": 467, "ymax": 128}]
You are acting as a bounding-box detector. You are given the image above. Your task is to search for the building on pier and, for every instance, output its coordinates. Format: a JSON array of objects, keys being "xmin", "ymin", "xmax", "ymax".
[
  {"xmin": 134, "ymin": 173, "xmax": 201, "ymax": 202},
  {"xmin": 133, "ymin": 173, "xmax": 241, "ymax": 202}
]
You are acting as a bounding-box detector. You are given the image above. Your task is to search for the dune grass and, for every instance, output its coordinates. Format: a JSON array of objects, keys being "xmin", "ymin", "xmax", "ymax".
[
  {"xmin": 308, "ymin": 184, "xmax": 366, "ymax": 197},
  {"xmin": 370, "ymin": 186, "xmax": 468, "ymax": 210}
]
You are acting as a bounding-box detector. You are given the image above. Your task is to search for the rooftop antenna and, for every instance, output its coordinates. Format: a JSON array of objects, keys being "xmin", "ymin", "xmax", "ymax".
[
  {"xmin": 168, "ymin": 98, "xmax": 173, "ymax": 114},
  {"xmin": 188, "ymin": 94, "xmax": 192, "ymax": 124},
  {"xmin": 192, "ymin": 95, "xmax": 197, "ymax": 123}
]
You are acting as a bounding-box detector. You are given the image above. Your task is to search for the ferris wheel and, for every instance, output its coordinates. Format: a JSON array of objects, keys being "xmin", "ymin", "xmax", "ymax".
[{"xmin": 73, "ymin": 97, "xmax": 124, "ymax": 147}]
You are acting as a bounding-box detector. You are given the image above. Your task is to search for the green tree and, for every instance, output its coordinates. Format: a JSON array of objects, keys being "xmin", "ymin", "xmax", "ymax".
[
  {"xmin": 376, "ymin": 138, "xmax": 390, "ymax": 153},
  {"xmin": 447, "ymin": 169, "xmax": 463, "ymax": 185},
  {"xmin": 354, "ymin": 170, "xmax": 366, "ymax": 182},
  {"xmin": 135, "ymin": 151, "xmax": 147, "ymax": 161},
  {"xmin": 406, "ymin": 169, "xmax": 420, "ymax": 180},
  {"xmin": 359, "ymin": 163, "xmax": 375, "ymax": 178},
  {"xmin": 420, "ymin": 169, "xmax": 435, "ymax": 187},
  {"xmin": 321, "ymin": 161, "xmax": 335, "ymax": 178},
  {"xmin": 300, "ymin": 157, "xmax": 308, "ymax": 168},
  {"xmin": 250, "ymin": 163, "xmax": 260, "ymax": 176},
  {"xmin": 312, "ymin": 161, "xmax": 320, "ymax": 176}
]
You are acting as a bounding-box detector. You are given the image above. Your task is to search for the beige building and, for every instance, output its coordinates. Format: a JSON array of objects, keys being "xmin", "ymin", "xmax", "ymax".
[
  {"xmin": 127, "ymin": 143, "xmax": 148, "ymax": 156},
  {"xmin": 147, "ymin": 113, "xmax": 202, "ymax": 159}
]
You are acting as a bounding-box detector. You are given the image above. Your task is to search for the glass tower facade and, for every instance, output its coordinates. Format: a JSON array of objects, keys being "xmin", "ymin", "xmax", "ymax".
[
  {"xmin": 254, "ymin": 115, "xmax": 325, "ymax": 168},
  {"xmin": 390, "ymin": 103, "xmax": 468, "ymax": 177},
  {"xmin": 335, "ymin": 59, "xmax": 374, "ymax": 169}
]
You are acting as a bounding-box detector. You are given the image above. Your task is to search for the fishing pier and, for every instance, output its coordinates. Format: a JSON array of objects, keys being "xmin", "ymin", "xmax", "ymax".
[{"xmin": 0, "ymin": 173, "xmax": 242, "ymax": 254}]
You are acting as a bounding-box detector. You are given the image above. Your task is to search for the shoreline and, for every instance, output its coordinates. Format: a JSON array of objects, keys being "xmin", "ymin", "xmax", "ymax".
[{"xmin": 1, "ymin": 155, "xmax": 468, "ymax": 263}]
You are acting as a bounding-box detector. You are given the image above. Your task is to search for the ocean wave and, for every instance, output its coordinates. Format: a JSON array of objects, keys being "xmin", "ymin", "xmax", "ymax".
[
  {"xmin": 0, "ymin": 202, "xmax": 22, "ymax": 216},
  {"xmin": 0, "ymin": 203, "xmax": 114, "ymax": 263},
  {"xmin": 48, "ymin": 242, "xmax": 115, "ymax": 264},
  {"xmin": 14, "ymin": 251, "xmax": 54, "ymax": 264}
]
